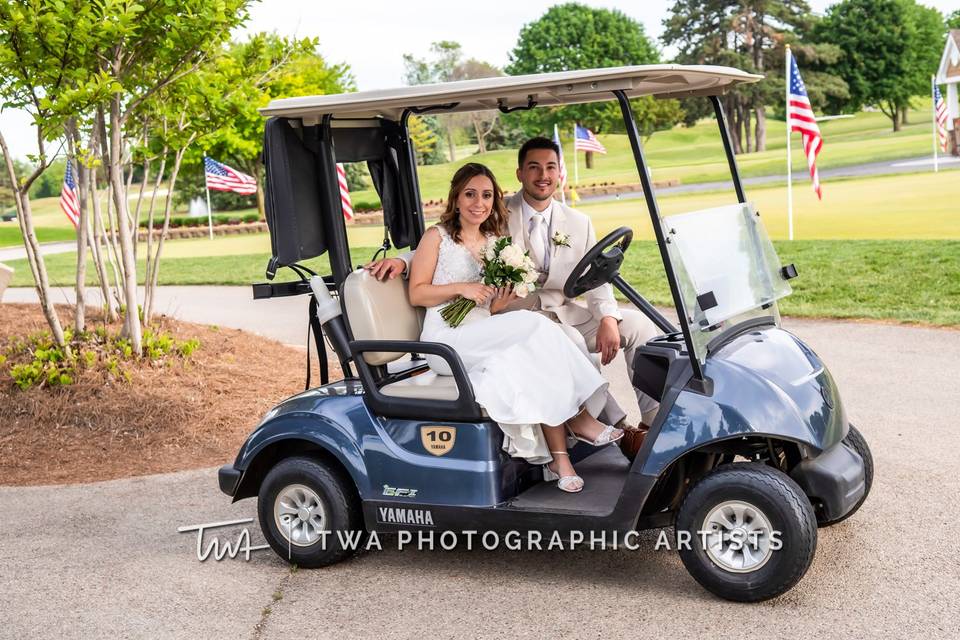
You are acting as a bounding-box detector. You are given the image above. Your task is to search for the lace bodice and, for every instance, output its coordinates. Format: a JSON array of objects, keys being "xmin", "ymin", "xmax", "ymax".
[
  {"xmin": 425, "ymin": 226, "xmax": 491, "ymax": 313},
  {"xmin": 431, "ymin": 225, "xmax": 484, "ymax": 286}
]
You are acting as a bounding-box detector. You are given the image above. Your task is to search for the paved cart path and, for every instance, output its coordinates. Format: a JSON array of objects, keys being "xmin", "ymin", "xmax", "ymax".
[{"xmin": 2, "ymin": 287, "xmax": 959, "ymax": 639}]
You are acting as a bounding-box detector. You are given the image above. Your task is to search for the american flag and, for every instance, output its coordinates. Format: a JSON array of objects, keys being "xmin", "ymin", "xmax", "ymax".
[
  {"xmin": 934, "ymin": 83, "xmax": 949, "ymax": 152},
  {"xmin": 204, "ymin": 157, "xmax": 257, "ymax": 195},
  {"xmin": 574, "ymin": 124, "xmax": 606, "ymax": 154},
  {"xmin": 788, "ymin": 55, "xmax": 823, "ymax": 199},
  {"xmin": 59, "ymin": 160, "xmax": 80, "ymax": 229},
  {"xmin": 552, "ymin": 124, "xmax": 567, "ymax": 197},
  {"xmin": 336, "ymin": 163, "xmax": 353, "ymax": 221}
]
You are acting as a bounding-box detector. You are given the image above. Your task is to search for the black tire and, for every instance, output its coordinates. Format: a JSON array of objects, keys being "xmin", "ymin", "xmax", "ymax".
[
  {"xmin": 675, "ymin": 463, "xmax": 818, "ymax": 602},
  {"xmin": 257, "ymin": 456, "xmax": 366, "ymax": 568},
  {"xmin": 817, "ymin": 424, "xmax": 874, "ymax": 527}
]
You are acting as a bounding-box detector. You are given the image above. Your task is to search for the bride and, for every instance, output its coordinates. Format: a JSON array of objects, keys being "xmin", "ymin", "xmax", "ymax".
[{"xmin": 404, "ymin": 162, "xmax": 622, "ymax": 493}]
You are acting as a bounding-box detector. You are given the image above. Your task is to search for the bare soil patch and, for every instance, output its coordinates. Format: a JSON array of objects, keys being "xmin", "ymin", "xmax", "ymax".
[{"xmin": 0, "ymin": 303, "xmax": 338, "ymax": 486}]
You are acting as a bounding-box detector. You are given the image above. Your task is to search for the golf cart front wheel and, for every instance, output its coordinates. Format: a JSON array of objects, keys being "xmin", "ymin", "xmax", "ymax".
[
  {"xmin": 257, "ymin": 456, "xmax": 366, "ymax": 568},
  {"xmin": 675, "ymin": 463, "xmax": 817, "ymax": 602}
]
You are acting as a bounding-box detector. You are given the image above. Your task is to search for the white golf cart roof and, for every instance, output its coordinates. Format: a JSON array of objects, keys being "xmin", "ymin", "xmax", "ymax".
[{"xmin": 261, "ymin": 65, "xmax": 762, "ymax": 122}]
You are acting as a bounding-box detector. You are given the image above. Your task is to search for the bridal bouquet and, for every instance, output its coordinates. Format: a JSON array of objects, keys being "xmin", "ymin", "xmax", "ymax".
[{"xmin": 441, "ymin": 236, "xmax": 538, "ymax": 327}]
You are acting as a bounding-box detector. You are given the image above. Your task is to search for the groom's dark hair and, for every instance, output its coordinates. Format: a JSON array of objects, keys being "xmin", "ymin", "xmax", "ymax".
[{"xmin": 518, "ymin": 137, "xmax": 560, "ymax": 167}]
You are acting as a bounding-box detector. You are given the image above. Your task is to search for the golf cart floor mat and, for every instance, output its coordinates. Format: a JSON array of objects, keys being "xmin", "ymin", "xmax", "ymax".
[{"xmin": 508, "ymin": 446, "xmax": 630, "ymax": 515}]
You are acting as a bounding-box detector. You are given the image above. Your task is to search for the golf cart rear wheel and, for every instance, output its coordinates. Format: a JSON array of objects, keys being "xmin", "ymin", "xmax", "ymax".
[
  {"xmin": 257, "ymin": 456, "xmax": 365, "ymax": 568},
  {"xmin": 817, "ymin": 424, "xmax": 874, "ymax": 527},
  {"xmin": 675, "ymin": 463, "xmax": 817, "ymax": 602}
]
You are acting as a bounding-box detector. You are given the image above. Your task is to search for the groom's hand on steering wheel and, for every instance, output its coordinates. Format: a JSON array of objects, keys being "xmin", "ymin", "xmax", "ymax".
[{"xmin": 596, "ymin": 316, "xmax": 621, "ymax": 366}]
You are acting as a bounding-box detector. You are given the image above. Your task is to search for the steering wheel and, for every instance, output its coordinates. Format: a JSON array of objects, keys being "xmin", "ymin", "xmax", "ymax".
[{"xmin": 563, "ymin": 227, "xmax": 633, "ymax": 298}]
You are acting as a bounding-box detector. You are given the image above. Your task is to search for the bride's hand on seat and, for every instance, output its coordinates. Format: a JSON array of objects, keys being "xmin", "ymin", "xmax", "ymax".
[
  {"xmin": 364, "ymin": 257, "xmax": 406, "ymax": 280},
  {"xmin": 460, "ymin": 283, "xmax": 495, "ymax": 306},
  {"xmin": 489, "ymin": 286, "xmax": 519, "ymax": 314}
]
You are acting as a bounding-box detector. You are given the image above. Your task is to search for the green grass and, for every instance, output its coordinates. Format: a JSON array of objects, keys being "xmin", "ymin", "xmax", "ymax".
[
  {"xmin": 579, "ymin": 171, "xmax": 960, "ymax": 240},
  {"xmin": 0, "ymin": 225, "xmax": 78, "ymax": 248},
  {"xmin": 7, "ymin": 240, "xmax": 960, "ymax": 326}
]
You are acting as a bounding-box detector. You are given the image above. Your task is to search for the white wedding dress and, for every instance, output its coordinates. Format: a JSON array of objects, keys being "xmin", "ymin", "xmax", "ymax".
[{"xmin": 420, "ymin": 226, "xmax": 608, "ymax": 464}]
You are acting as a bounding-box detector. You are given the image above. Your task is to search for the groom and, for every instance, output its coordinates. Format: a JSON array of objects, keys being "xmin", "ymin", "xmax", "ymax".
[{"xmin": 366, "ymin": 137, "xmax": 661, "ymax": 433}]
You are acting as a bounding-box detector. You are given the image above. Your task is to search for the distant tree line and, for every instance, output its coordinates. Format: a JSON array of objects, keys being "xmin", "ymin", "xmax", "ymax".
[{"xmin": 403, "ymin": 1, "xmax": 954, "ymax": 164}]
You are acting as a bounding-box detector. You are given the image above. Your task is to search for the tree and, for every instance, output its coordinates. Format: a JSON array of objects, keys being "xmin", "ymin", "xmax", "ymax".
[
  {"xmin": 506, "ymin": 3, "xmax": 669, "ymax": 166},
  {"xmin": 0, "ymin": 0, "xmax": 113, "ymax": 348},
  {"xmin": 407, "ymin": 115, "xmax": 439, "ymax": 164},
  {"xmin": 947, "ymin": 9, "xmax": 960, "ymax": 29},
  {"xmin": 448, "ymin": 58, "xmax": 502, "ymax": 154},
  {"xmin": 901, "ymin": 2, "xmax": 947, "ymax": 124},
  {"xmin": 662, "ymin": 0, "xmax": 843, "ymax": 153},
  {"xmin": 403, "ymin": 41, "xmax": 464, "ymax": 161},
  {"xmin": 190, "ymin": 34, "xmax": 354, "ymax": 218},
  {"xmin": 91, "ymin": 0, "xmax": 249, "ymax": 355},
  {"xmin": 27, "ymin": 158, "xmax": 66, "ymax": 199},
  {"xmin": 817, "ymin": 0, "xmax": 945, "ymax": 131}
]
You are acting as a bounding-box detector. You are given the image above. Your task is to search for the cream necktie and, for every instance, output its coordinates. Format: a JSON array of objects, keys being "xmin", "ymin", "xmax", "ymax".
[{"xmin": 528, "ymin": 212, "xmax": 547, "ymax": 270}]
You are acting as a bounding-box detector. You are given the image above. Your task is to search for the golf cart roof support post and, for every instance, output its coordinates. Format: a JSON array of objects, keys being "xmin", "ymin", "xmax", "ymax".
[
  {"xmin": 399, "ymin": 109, "xmax": 427, "ymax": 247},
  {"xmin": 710, "ymin": 95, "xmax": 747, "ymax": 203},
  {"xmin": 612, "ymin": 89, "xmax": 705, "ymax": 383},
  {"xmin": 320, "ymin": 115, "xmax": 354, "ymax": 282}
]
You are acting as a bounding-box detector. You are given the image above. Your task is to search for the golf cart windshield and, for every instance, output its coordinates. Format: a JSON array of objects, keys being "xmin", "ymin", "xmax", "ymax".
[{"xmin": 663, "ymin": 202, "xmax": 792, "ymax": 364}]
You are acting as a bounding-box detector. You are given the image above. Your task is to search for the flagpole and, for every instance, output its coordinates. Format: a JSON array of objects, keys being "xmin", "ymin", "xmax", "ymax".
[
  {"xmin": 203, "ymin": 157, "xmax": 214, "ymax": 240},
  {"xmin": 932, "ymin": 75, "xmax": 939, "ymax": 174},
  {"xmin": 554, "ymin": 124, "xmax": 566, "ymax": 204},
  {"xmin": 786, "ymin": 46, "xmax": 794, "ymax": 241},
  {"xmin": 573, "ymin": 126, "xmax": 579, "ymax": 188}
]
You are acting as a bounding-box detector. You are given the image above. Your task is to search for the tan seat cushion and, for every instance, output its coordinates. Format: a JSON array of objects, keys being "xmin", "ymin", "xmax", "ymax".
[
  {"xmin": 342, "ymin": 269, "xmax": 423, "ymax": 366},
  {"xmin": 381, "ymin": 371, "xmax": 460, "ymax": 401}
]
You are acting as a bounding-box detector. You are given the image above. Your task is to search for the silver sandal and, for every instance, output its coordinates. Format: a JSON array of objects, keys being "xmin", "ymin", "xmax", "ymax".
[
  {"xmin": 542, "ymin": 451, "xmax": 584, "ymax": 493},
  {"xmin": 567, "ymin": 422, "xmax": 624, "ymax": 447}
]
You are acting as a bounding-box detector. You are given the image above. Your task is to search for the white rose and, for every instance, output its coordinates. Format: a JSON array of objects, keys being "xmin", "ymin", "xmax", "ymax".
[
  {"xmin": 484, "ymin": 238, "xmax": 497, "ymax": 261},
  {"xmin": 522, "ymin": 268, "xmax": 538, "ymax": 284},
  {"xmin": 499, "ymin": 244, "xmax": 525, "ymax": 268},
  {"xmin": 515, "ymin": 282, "xmax": 535, "ymax": 298}
]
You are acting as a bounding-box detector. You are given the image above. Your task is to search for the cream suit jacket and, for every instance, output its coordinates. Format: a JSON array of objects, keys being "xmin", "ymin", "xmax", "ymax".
[{"xmin": 501, "ymin": 192, "xmax": 621, "ymax": 325}]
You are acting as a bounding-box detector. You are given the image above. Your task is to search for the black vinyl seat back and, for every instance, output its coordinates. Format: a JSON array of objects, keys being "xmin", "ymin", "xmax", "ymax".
[{"xmin": 261, "ymin": 117, "xmax": 422, "ymax": 285}]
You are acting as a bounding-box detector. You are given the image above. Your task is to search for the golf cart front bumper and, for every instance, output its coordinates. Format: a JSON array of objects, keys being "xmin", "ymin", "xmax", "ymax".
[
  {"xmin": 218, "ymin": 464, "xmax": 241, "ymax": 497},
  {"xmin": 789, "ymin": 438, "xmax": 866, "ymax": 522}
]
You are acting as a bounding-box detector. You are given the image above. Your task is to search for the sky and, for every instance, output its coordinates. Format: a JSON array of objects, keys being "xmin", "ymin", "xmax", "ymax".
[{"xmin": 1, "ymin": 0, "xmax": 957, "ymax": 159}]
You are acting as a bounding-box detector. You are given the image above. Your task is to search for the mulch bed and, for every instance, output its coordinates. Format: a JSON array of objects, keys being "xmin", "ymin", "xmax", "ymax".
[{"xmin": 0, "ymin": 303, "xmax": 341, "ymax": 486}]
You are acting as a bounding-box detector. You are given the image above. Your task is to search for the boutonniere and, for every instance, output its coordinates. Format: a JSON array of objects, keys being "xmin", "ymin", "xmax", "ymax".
[{"xmin": 552, "ymin": 231, "xmax": 571, "ymax": 247}]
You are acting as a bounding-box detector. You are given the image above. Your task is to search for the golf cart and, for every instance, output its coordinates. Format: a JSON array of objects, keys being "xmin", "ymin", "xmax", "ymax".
[{"xmin": 219, "ymin": 65, "xmax": 873, "ymax": 602}]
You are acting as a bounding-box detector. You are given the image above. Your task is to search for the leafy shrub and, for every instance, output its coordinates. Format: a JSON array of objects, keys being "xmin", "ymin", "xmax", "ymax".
[
  {"xmin": 351, "ymin": 198, "xmax": 382, "ymax": 213},
  {"xmin": 140, "ymin": 213, "xmax": 264, "ymax": 229},
  {"xmin": 1, "ymin": 326, "xmax": 201, "ymax": 390}
]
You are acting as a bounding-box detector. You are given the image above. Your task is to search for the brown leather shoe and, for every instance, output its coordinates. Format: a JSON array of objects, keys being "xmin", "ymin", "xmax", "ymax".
[
  {"xmin": 618, "ymin": 423, "xmax": 649, "ymax": 460},
  {"xmin": 615, "ymin": 418, "xmax": 642, "ymax": 432}
]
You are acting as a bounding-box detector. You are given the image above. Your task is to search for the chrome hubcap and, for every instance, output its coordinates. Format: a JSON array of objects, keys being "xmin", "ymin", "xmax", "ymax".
[
  {"xmin": 702, "ymin": 500, "xmax": 774, "ymax": 573},
  {"xmin": 274, "ymin": 484, "xmax": 326, "ymax": 547}
]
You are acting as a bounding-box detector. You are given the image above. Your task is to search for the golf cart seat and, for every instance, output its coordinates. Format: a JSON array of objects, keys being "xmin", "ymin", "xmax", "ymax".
[{"xmin": 341, "ymin": 269, "xmax": 472, "ymax": 405}]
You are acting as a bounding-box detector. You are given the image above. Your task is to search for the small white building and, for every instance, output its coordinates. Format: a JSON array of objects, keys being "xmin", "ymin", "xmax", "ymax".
[{"xmin": 936, "ymin": 29, "xmax": 960, "ymax": 155}]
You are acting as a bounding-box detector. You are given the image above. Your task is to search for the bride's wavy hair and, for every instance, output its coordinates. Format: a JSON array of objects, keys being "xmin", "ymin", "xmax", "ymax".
[{"xmin": 439, "ymin": 163, "xmax": 508, "ymax": 243}]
